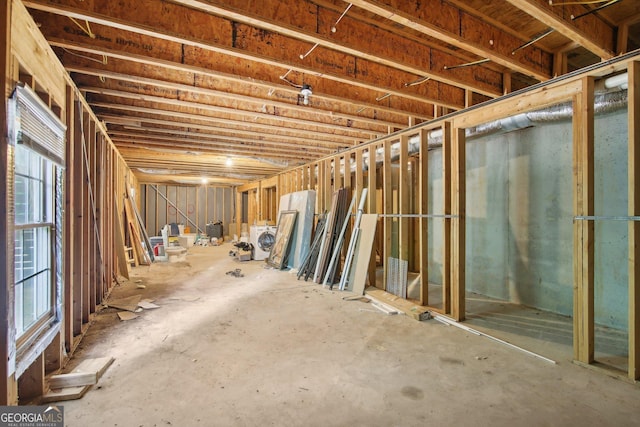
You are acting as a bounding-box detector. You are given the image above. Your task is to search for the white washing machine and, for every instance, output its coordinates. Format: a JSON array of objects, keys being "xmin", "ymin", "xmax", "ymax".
[{"xmin": 250, "ymin": 225, "xmax": 276, "ymax": 261}]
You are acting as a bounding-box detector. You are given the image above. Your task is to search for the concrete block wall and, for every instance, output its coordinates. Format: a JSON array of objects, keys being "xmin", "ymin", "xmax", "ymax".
[{"xmin": 427, "ymin": 107, "xmax": 628, "ymax": 331}]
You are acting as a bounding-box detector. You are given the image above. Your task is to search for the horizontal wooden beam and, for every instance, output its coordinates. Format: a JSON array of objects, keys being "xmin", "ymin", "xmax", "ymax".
[
  {"xmin": 505, "ymin": 0, "xmax": 615, "ymax": 60},
  {"xmin": 106, "ymin": 124, "xmax": 336, "ymax": 154},
  {"xmin": 172, "ymin": 0, "xmax": 503, "ymax": 97},
  {"xmin": 63, "ymin": 59, "xmax": 410, "ymax": 129},
  {"xmin": 83, "ymin": 89, "xmax": 372, "ymax": 142},
  {"xmin": 98, "ymin": 113, "xmax": 351, "ymax": 147},
  {"xmin": 89, "ymin": 101, "xmax": 360, "ymax": 146},
  {"xmin": 26, "ymin": 2, "xmax": 465, "ymax": 109},
  {"xmin": 348, "ymin": 0, "xmax": 553, "ymax": 81}
]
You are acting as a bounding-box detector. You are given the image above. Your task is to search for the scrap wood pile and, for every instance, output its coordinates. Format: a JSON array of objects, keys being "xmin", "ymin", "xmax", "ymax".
[{"xmin": 297, "ymin": 187, "xmax": 376, "ymax": 296}]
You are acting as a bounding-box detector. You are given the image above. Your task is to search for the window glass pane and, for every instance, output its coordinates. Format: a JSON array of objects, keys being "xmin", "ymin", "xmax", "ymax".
[
  {"xmin": 36, "ymin": 271, "xmax": 50, "ymax": 319},
  {"xmin": 14, "ymin": 230, "xmax": 24, "ymax": 283},
  {"xmin": 14, "ymin": 146, "xmax": 55, "ymax": 339},
  {"xmin": 15, "ymin": 175, "xmax": 27, "ymax": 224},
  {"xmin": 29, "ymin": 151, "xmax": 41, "ymax": 179},
  {"xmin": 21, "ymin": 229, "xmax": 35, "ymax": 279},
  {"xmin": 22, "ymin": 276, "xmax": 36, "ymax": 331},
  {"xmin": 14, "ymin": 145, "xmax": 28, "ymax": 174},
  {"xmin": 15, "ymin": 282, "xmax": 23, "ymax": 335}
]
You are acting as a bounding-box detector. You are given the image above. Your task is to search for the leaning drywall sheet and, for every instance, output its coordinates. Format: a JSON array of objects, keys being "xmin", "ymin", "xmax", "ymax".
[
  {"xmin": 347, "ymin": 214, "xmax": 378, "ymax": 295},
  {"xmin": 278, "ymin": 190, "xmax": 316, "ymax": 269}
]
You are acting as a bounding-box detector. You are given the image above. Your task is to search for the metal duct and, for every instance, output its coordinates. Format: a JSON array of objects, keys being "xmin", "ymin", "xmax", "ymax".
[{"xmin": 353, "ymin": 88, "xmax": 629, "ymax": 172}]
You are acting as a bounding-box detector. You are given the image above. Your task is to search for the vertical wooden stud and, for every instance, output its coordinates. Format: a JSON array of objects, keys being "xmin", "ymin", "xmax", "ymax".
[
  {"xmin": 451, "ymin": 126, "xmax": 466, "ymax": 321},
  {"xmin": 573, "ymin": 77, "xmax": 595, "ymax": 363},
  {"xmin": 383, "ymin": 139, "xmax": 392, "ymax": 291},
  {"xmin": 367, "ymin": 145, "xmax": 378, "ymax": 287},
  {"xmin": 628, "ymin": 61, "xmax": 640, "ymax": 380},
  {"xmin": 399, "ymin": 135, "xmax": 409, "ymax": 264},
  {"xmin": 442, "ymin": 122, "xmax": 452, "ymax": 315},
  {"xmin": 419, "ymin": 129, "xmax": 429, "ymax": 305}
]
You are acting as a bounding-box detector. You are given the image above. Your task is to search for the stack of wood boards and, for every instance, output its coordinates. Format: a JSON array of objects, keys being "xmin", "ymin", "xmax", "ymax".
[
  {"xmin": 297, "ymin": 213, "xmax": 327, "ymax": 281},
  {"xmin": 43, "ymin": 357, "xmax": 114, "ymax": 402},
  {"xmin": 315, "ymin": 188, "xmax": 351, "ymax": 285},
  {"xmin": 123, "ymin": 187, "xmax": 153, "ymax": 266}
]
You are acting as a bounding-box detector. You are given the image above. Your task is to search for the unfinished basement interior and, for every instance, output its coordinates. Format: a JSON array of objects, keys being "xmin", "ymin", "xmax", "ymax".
[{"xmin": 2, "ymin": 0, "xmax": 640, "ymax": 424}]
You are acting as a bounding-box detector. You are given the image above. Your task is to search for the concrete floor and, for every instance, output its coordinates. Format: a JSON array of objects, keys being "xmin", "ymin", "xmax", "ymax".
[{"xmin": 59, "ymin": 245, "xmax": 639, "ymax": 426}]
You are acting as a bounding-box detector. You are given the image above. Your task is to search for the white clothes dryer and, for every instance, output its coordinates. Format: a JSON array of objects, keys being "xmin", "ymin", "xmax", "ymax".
[{"xmin": 250, "ymin": 225, "xmax": 276, "ymax": 261}]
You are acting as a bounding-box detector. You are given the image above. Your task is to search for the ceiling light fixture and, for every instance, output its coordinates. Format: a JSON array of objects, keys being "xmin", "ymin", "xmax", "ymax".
[
  {"xmin": 376, "ymin": 93, "xmax": 391, "ymax": 102},
  {"xmin": 201, "ymin": 177, "xmax": 208, "ymax": 184},
  {"xmin": 226, "ymin": 157, "xmax": 233, "ymax": 166},
  {"xmin": 300, "ymin": 84, "xmax": 313, "ymax": 105}
]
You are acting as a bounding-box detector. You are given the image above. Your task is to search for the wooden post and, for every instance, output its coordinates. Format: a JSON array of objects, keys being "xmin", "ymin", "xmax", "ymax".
[
  {"xmin": 367, "ymin": 145, "xmax": 378, "ymax": 287},
  {"xmin": 399, "ymin": 135, "xmax": 409, "ymax": 265},
  {"xmin": 451, "ymin": 126, "xmax": 466, "ymax": 321},
  {"xmin": 418, "ymin": 129, "xmax": 429, "ymax": 305},
  {"xmin": 573, "ymin": 77, "xmax": 595, "ymax": 363},
  {"xmin": 88, "ymin": 119, "xmax": 97, "ymax": 313},
  {"xmin": 383, "ymin": 139, "xmax": 392, "ymax": 291},
  {"xmin": 72, "ymin": 101, "xmax": 84, "ymax": 335},
  {"xmin": 82, "ymin": 111, "xmax": 91, "ymax": 324},
  {"xmin": 324, "ymin": 159, "xmax": 332, "ymax": 211},
  {"xmin": 442, "ymin": 122, "xmax": 452, "ymax": 314},
  {"xmin": 63, "ymin": 86, "xmax": 75, "ymax": 352},
  {"xmin": 0, "ymin": 0, "xmax": 18, "ymax": 404},
  {"xmin": 628, "ymin": 61, "xmax": 640, "ymax": 381}
]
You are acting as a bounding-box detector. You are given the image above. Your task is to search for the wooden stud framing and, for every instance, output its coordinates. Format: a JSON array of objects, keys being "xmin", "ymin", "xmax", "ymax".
[
  {"xmin": 629, "ymin": 60, "xmax": 640, "ymax": 381},
  {"xmin": 399, "ymin": 135, "xmax": 409, "ymax": 263},
  {"xmin": 72, "ymin": 101, "xmax": 84, "ymax": 335},
  {"xmin": 442, "ymin": 122, "xmax": 452, "ymax": 314},
  {"xmin": 450, "ymin": 126, "xmax": 466, "ymax": 321},
  {"xmin": 324, "ymin": 159, "xmax": 332, "ymax": 211},
  {"xmin": 63, "ymin": 85, "xmax": 75, "ymax": 352},
  {"xmin": 573, "ymin": 77, "xmax": 595, "ymax": 364},
  {"xmin": 367, "ymin": 144, "xmax": 378, "ymax": 287},
  {"xmin": 382, "ymin": 139, "xmax": 392, "ymax": 291},
  {"xmin": 82, "ymin": 111, "xmax": 91, "ymax": 324},
  {"xmin": 418, "ymin": 129, "xmax": 429, "ymax": 305}
]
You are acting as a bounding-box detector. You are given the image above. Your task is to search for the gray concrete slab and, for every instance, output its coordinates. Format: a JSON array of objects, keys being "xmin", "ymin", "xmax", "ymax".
[{"xmin": 59, "ymin": 246, "xmax": 639, "ymax": 427}]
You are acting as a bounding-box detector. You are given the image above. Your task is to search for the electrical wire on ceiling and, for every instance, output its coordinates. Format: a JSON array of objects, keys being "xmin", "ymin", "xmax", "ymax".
[
  {"xmin": 549, "ymin": 0, "xmax": 623, "ymax": 20},
  {"xmin": 69, "ymin": 17, "xmax": 95, "ymax": 39},
  {"xmin": 404, "ymin": 76, "xmax": 430, "ymax": 87},
  {"xmin": 570, "ymin": 0, "xmax": 621, "ymax": 20},
  {"xmin": 331, "ymin": 3, "xmax": 353, "ymax": 33},
  {"xmin": 300, "ymin": 43, "xmax": 319, "ymax": 60},
  {"xmin": 443, "ymin": 58, "xmax": 490, "ymax": 70},
  {"xmin": 512, "ymin": 28, "xmax": 555, "ymax": 55}
]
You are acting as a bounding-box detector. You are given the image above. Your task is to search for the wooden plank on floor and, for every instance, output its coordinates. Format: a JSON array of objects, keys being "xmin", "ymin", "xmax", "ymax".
[
  {"xmin": 48, "ymin": 372, "xmax": 97, "ymax": 389},
  {"xmin": 365, "ymin": 287, "xmax": 430, "ymax": 321},
  {"xmin": 43, "ymin": 357, "xmax": 114, "ymax": 403}
]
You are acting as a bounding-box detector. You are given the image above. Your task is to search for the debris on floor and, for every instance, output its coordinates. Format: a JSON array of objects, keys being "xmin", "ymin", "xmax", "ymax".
[
  {"xmin": 226, "ymin": 268, "xmax": 244, "ymax": 278},
  {"xmin": 138, "ymin": 299, "xmax": 160, "ymax": 310},
  {"xmin": 117, "ymin": 311, "xmax": 139, "ymax": 321},
  {"xmin": 106, "ymin": 295, "xmax": 141, "ymax": 312},
  {"xmin": 43, "ymin": 357, "xmax": 114, "ymax": 403}
]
